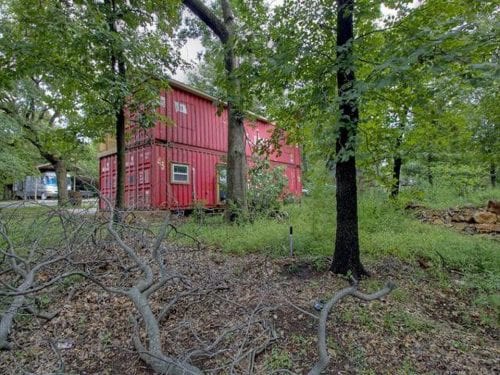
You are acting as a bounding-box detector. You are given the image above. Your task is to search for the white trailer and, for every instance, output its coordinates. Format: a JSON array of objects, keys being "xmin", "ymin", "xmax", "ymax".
[{"xmin": 13, "ymin": 172, "xmax": 71, "ymax": 200}]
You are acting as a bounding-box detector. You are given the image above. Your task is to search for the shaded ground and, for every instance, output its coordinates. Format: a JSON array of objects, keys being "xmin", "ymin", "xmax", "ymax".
[{"xmin": 1, "ymin": 250, "xmax": 498, "ymax": 374}]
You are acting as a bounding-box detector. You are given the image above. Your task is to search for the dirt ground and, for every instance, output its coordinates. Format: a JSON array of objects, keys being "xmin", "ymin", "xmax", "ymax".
[{"xmin": 1, "ymin": 248, "xmax": 498, "ymax": 375}]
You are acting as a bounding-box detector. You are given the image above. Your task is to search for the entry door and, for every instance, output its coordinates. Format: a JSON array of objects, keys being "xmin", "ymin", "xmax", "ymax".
[{"xmin": 216, "ymin": 165, "xmax": 227, "ymax": 204}]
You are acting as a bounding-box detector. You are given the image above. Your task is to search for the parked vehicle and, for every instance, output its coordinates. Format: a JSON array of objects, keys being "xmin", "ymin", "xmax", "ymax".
[{"xmin": 13, "ymin": 172, "xmax": 72, "ymax": 200}]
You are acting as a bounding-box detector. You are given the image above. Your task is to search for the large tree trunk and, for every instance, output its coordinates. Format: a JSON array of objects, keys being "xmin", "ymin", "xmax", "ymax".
[
  {"xmin": 222, "ymin": 0, "xmax": 247, "ymax": 222},
  {"xmin": 490, "ymin": 162, "xmax": 496, "ymax": 188},
  {"xmin": 225, "ymin": 101, "xmax": 247, "ymax": 221},
  {"xmin": 183, "ymin": 0, "xmax": 247, "ymax": 222},
  {"xmin": 54, "ymin": 159, "xmax": 68, "ymax": 206},
  {"xmin": 330, "ymin": 0, "xmax": 367, "ymax": 278}
]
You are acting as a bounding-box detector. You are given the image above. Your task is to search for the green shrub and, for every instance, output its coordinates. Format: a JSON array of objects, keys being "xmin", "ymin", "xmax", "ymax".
[{"xmin": 247, "ymin": 155, "xmax": 288, "ymax": 220}]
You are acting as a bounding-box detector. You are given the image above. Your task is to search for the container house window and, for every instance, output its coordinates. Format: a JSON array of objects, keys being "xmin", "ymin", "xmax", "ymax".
[
  {"xmin": 174, "ymin": 101, "xmax": 187, "ymax": 114},
  {"xmin": 171, "ymin": 163, "xmax": 189, "ymax": 184}
]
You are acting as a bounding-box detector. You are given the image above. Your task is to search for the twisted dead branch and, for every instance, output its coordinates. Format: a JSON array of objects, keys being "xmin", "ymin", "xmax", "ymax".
[
  {"xmin": 0, "ymin": 204, "xmax": 92, "ymax": 350},
  {"xmin": 2, "ymin": 198, "xmax": 279, "ymax": 373},
  {"xmin": 2, "ymin": 201, "xmax": 398, "ymax": 374},
  {"xmin": 308, "ymin": 281, "xmax": 396, "ymax": 375}
]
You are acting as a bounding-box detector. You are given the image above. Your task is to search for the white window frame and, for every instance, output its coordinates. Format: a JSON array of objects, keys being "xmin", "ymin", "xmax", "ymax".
[
  {"xmin": 174, "ymin": 101, "xmax": 187, "ymax": 114},
  {"xmin": 171, "ymin": 163, "xmax": 190, "ymax": 184}
]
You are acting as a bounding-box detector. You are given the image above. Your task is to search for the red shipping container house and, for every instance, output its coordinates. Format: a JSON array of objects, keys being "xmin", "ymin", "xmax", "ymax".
[{"xmin": 98, "ymin": 80, "xmax": 302, "ymax": 210}]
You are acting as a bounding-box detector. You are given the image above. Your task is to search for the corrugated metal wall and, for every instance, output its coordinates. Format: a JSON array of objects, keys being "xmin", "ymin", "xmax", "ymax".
[
  {"xmin": 100, "ymin": 143, "xmax": 226, "ymax": 209},
  {"xmin": 99, "ymin": 82, "xmax": 302, "ymax": 210},
  {"xmin": 244, "ymin": 119, "xmax": 301, "ymax": 167},
  {"xmin": 166, "ymin": 145, "xmax": 225, "ymax": 209},
  {"xmin": 164, "ymin": 89, "xmax": 228, "ymax": 152}
]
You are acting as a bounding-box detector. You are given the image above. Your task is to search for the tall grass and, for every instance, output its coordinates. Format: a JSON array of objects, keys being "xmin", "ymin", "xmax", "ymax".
[
  {"xmin": 177, "ymin": 189, "xmax": 500, "ymax": 281},
  {"xmin": 398, "ymin": 184, "xmax": 500, "ymax": 210}
]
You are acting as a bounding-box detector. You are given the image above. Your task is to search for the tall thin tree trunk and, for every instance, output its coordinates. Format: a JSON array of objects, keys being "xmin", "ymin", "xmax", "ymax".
[
  {"xmin": 54, "ymin": 159, "xmax": 68, "ymax": 206},
  {"xmin": 106, "ymin": 0, "xmax": 126, "ymax": 214},
  {"xmin": 490, "ymin": 162, "xmax": 496, "ymax": 188},
  {"xmin": 427, "ymin": 153, "xmax": 433, "ymax": 186},
  {"xmin": 391, "ymin": 134, "xmax": 403, "ymax": 198},
  {"xmin": 115, "ymin": 105, "xmax": 126, "ymax": 211},
  {"xmin": 330, "ymin": 0, "xmax": 367, "ymax": 278},
  {"xmin": 222, "ymin": 0, "xmax": 247, "ymax": 222},
  {"xmin": 391, "ymin": 156, "xmax": 402, "ymax": 198}
]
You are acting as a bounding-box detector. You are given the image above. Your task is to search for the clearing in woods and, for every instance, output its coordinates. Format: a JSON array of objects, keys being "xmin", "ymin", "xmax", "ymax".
[{"xmin": 0, "ymin": 201, "xmax": 498, "ymax": 374}]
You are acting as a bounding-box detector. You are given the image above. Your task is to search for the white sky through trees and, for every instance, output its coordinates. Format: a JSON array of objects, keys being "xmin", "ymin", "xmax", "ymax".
[{"xmin": 174, "ymin": 0, "xmax": 422, "ymax": 82}]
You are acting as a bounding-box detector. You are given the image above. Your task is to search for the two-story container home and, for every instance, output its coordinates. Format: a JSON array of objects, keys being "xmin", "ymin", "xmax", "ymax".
[{"xmin": 98, "ymin": 80, "xmax": 302, "ymax": 210}]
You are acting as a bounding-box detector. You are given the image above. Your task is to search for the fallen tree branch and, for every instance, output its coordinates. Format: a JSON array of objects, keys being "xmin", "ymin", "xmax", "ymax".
[
  {"xmin": 166, "ymin": 224, "xmax": 203, "ymax": 251},
  {"xmin": 283, "ymin": 299, "xmax": 319, "ymax": 321},
  {"xmin": 23, "ymin": 305, "xmax": 59, "ymax": 321},
  {"xmin": 308, "ymin": 281, "xmax": 396, "ymax": 375}
]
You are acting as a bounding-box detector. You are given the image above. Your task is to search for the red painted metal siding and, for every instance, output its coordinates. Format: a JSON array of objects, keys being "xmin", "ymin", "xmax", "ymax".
[
  {"xmin": 99, "ymin": 156, "xmax": 116, "ymax": 209},
  {"xmin": 244, "ymin": 119, "xmax": 301, "ymax": 167},
  {"xmin": 165, "ymin": 89, "xmax": 229, "ymax": 152},
  {"xmin": 285, "ymin": 165, "xmax": 302, "ymax": 196},
  {"xmin": 100, "ymin": 143, "xmax": 228, "ymax": 209},
  {"xmin": 100, "ymin": 82, "xmax": 302, "ymax": 210},
  {"xmin": 125, "ymin": 88, "xmax": 229, "ymax": 152},
  {"xmin": 99, "ymin": 143, "xmax": 301, "ymax": 210},
  {"xmin": 125, "ymin": 86, "xmax": 300, "ymax": 166},
  {"xmin": 166, "ymin": 145, "xmax": 225, "ymax": 209},
  {"xmin": 99, "ymin": 144, "xmax": 169, "ymax": 210}
]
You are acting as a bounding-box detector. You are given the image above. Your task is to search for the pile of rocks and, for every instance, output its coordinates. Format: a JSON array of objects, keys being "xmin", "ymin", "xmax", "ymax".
[{"xmin": 411, "ymin": 200, "xmax": 500, "ymax": 235}]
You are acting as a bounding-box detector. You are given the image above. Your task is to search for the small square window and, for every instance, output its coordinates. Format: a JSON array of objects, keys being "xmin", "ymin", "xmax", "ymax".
[
  {"xmin": 171, "ymin": 163, "xmax": 189, "ymax": 184},
  {"xmin": 174, "ymin": 101, "xmax": 187, "ymax": 114}
]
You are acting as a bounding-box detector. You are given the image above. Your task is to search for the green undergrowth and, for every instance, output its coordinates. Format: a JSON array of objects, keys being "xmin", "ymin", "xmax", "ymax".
[
  {"xmin": 398, "ymin": 184, "xmax": 500, "ymax": 210},
  {"xmin": 178, "ymin": 192, "xmax": 498, "ymax": 270},
  {"xmin": 0, "ymin": 204, "xmax": 96, "ymax": 254},
  {"xmin": 0, "ymin": 205, "xmax": 60, "ymax": 248},
  {"xmin": 175, "ymin": 190, "xmax": 499, "ymax": 295}
]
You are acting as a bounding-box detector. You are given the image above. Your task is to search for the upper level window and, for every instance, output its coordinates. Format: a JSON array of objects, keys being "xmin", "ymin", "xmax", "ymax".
[
  {"xmin": 171, "ymin": 163, "xmax": 189, "ymax": 184},
  {"xmin": 174, "ymin": 101, "xmax": 187, "ymax": 114}
]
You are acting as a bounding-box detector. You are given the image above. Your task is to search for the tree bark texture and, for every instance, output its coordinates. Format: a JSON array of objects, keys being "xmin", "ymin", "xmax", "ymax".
[
  {"xmin": 330, "ymin": 0, "xmax": 367, "ymax": 278},
  {"xmin": 391, "ymin": 131, "xmax": 403, "ymax": 198},
  {"xmin": 221, "ymin": 0, "xmax": 247, "ymax": 221},
  {"xmin": 129, "ymin": 288, "xmax": 203, "ymax": 375},
  {"xmin": 106, "ymin": 0, "xmax": 127, "ymax": 212},
  {"xmin": 0, "ymin": 270, "xmax": 35, "ymax": 350},
  {"xmin": 115, "ymin": 105, "xmax": 126, "ymax": 212},
  {"xmin": 54, "ymin": 159, "xmax": 68, "ymax": 206},
  {"xmin": 183, "ymin": 0, "xmax": 248, "ymax": 222},
  {"xmin": 427, "ymin": 153, "xmax": 433, "ymax": 186},
  {"xmin": 490, "ymin": 162, "xmax": 496, "ymax": 188}
]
